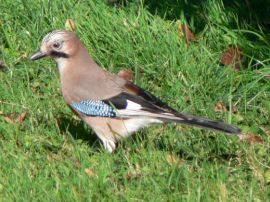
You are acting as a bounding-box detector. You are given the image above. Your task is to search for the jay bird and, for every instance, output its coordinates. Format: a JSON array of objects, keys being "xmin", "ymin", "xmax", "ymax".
[{"xmin": 31, "ymin": 30, "xmax": 241, "ymax": 152}]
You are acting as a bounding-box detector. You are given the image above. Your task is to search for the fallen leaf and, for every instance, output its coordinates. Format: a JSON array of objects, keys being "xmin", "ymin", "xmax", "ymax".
[
  {"xmin": 178, "ymin": 24, "xmax": 195, "ymax": 44},
  {"xmin": 117, "ymin": 69, "xmax": 133, "ymax": 81},
  {"xmin": 220, "ymin": 45, "xmax": 243, "ymax": 70},
  {"xmin": 2, "ymin": 111, "xmax": 27, "ymax": 124},
  {"xmin": 84, "ymin": 168, "xmax": 97, "ymax": 177},
  {"xmin": 65, "ymin": 19, "xmax": 76, "ymax": 31},
  {"xmin": 3, "ymin": 115, "xmax": 14, "ymax": 123},
  {"xmin": 239, "ymin": 132, "xmax": 263, "ymax": 144},
  {"xmin": 214, "ymin": 100, "xmax": 227, "ymax": 112},
  {"xmin": 15, "ymin": 111, "xmax": 27, "ymax": 123}
]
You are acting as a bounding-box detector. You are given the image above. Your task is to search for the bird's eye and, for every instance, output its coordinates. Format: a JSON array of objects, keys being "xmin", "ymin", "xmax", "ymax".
[{"xmin": 52, "ymin": 42, "xmax": 61, "ymax": 49}]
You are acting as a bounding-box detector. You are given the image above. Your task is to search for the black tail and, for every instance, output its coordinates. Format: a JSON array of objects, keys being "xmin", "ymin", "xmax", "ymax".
[{"xmin": 162, "ymin": 113, "xmax": 241, "ymax": 134}]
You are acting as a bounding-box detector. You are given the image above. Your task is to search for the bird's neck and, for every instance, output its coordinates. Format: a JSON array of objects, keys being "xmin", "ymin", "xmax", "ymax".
[
  {"xmin": 55, "ymin": 57, "xmax": 68, "ymax": 73},
  {"xmin": 56, "ymin": 44, "xmax": 106, "ymax": 103}
]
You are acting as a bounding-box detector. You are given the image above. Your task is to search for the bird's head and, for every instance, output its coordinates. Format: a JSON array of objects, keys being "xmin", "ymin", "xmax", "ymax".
[{"xmin": 30, "ymin": 30, "xmax": 79, "ymax": 63}]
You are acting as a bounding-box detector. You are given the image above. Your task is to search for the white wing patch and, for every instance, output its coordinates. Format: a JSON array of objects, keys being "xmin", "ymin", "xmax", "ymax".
[
  {"xmin": 122, "ymin": 118, "xmax": 163, "ymax": 136},
  {"xmin": 126, "ymin": 100, "xmax": 142, "ymax": 110}
]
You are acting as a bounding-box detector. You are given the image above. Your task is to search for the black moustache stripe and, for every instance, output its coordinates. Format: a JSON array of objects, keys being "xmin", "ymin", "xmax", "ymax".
[{"xmin": 50, "ymin": 51, "xmax": 69, "ymax": 58}]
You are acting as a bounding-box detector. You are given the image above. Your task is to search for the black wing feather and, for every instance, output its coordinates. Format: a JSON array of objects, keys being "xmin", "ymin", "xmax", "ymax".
[
  {"xmin": 123, "ymin": 82, "xmax": 189, "ymax": 119},
  {"xmin": 100, "ymin": 82, "xmax": 241, "ymax": 134},
  {"xmin": 103, "ymin": 92, "xmax": 165, "ymax": 113},
  {"xmin": 103, "ymin": 82, "xmax": 188, "ymax": 120}
]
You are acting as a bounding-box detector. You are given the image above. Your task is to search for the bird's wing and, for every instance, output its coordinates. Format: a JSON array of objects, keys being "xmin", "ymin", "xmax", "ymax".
[
  {"xmin": 123, "ymin": 82, "xmax": 177, "ymax": 112},
  {"xmin": 71, "ymin": 81, "xmax": 185, "ymax": 120},
  {"xmin": 70, "ymin": 81, "xmax": 241, "ymax": 134}
]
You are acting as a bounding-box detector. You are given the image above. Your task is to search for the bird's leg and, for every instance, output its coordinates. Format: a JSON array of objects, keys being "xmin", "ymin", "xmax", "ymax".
[{"xmin": 100, "ymin": 138, "xmax": 116, "ymax": 153}]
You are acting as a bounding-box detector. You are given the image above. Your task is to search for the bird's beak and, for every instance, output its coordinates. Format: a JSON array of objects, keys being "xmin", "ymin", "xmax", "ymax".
[{"xmin": 30, "ymin": 51, "xmax": 48, "ymax": 60}]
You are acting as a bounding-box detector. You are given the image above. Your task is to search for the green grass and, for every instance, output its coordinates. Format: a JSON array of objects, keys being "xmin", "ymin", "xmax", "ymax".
[{"xmin": 1, "ymin": 0, "xmax": 270, "ymax": 201}]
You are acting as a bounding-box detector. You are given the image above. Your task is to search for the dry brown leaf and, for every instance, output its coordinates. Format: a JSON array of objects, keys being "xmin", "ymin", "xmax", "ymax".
[
  {"xmin": 2, "ymin": 111, "xmax": 27, "ymax": 124},
  {"xmin": 84, "ymin": 168, "xmax": 97, "ymax": 177},
  {"xmin": 214, "ymin": 100, "xmax": 227, "ymax": 112},
  {"xmin": 178, "ymin": 24, "xmax": 195, "ymax": 44},
  {"xmin": 117, "ymin": 69, "xmax": 133, "ymax": 81},
  {"xmin": 15, "ymin": 111, "xmax": 27, "ymax": 124},
  {"xmin": 65, "ymin": 19, "xmax": 76, "ymax": 31},
  {"xmin": 220, "ymin": 45, "xmax": 243, "ymax": 70},
  {"xmin": 4, "ymin": 114, "xmax": 15, "ymax": 123},
  {"xmin": 239, "ymin": 132, "xmax": 263, "ymax": 144}
]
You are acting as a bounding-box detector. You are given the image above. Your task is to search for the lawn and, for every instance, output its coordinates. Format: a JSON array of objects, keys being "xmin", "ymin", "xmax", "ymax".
[{"xmin": 0, "ymin": 0, "xmax": 270, "ymax": 201}]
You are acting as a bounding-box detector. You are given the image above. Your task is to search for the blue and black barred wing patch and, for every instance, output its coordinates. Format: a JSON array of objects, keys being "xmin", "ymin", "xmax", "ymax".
[{"xmin": 71, "ymin": 100, "xmax": 116, "ymax": 117}]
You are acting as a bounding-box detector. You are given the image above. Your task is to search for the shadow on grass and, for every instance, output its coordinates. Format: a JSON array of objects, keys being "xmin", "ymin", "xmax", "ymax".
[
  {"xmin": 51, "ymin": 115, "xmax": 239, "ymax": 161},
  {"xmin": 145, "ymin": 0, "xmax": 269, "ymax": 25},
  {"xmin": 154, "ymin": 135, "xmax": 238, "ymax": 162},
  {"xmin": 56, "ymin": 115, "xmax": 101, "ymax": 150},
  {"xmin": 109, "ymin": 0, "xmax": 270, "ymax": 31},
  {"xmin": 51, "ymin": 112, "xmax": 238, "ymax": 161}
]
